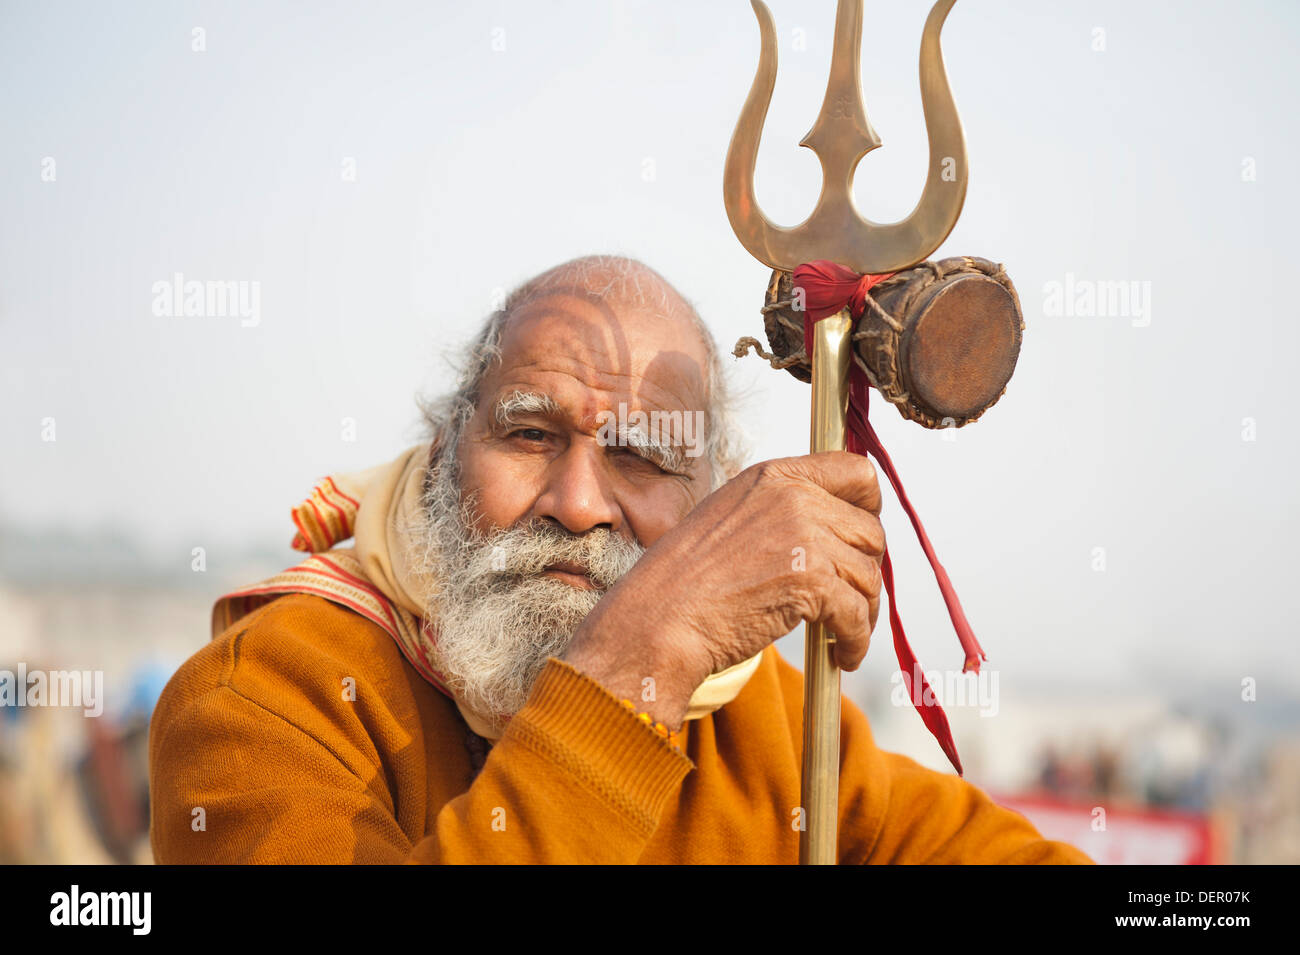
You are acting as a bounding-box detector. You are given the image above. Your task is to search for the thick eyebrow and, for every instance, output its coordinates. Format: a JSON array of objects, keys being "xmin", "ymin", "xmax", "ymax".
[
  {"xmin": 620, "ymin": 425, "xmax": 689, "ymax": 475},
  {"xmin": 494, "ymin": 390, "xmax": 561, "ymax": 427},
  {"xmin": 494, "ymin": 389, "xmax": 692, "ymax": 476}
]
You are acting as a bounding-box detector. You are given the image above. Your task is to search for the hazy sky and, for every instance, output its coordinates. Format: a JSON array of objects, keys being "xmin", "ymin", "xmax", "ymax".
[{"xmin": 4, "ymin": 0, "xmax": 1298, "ymax": 710}]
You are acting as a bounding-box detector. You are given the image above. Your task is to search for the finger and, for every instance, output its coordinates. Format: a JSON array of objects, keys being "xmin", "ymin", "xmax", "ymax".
[
  {"xmin": 823, "ymin": 538, "xmax": 882, "ymax": 637},
  {"xmin": 770, "ymin": 450, "xmax": 882, "ymax": 515},
  {"xmin": 812, "ymin": 577, "xmax": 875, "ymax": 672},
  {"xmin": 814, "ymin": 492, "xmax": 886, "ymax": 557}
]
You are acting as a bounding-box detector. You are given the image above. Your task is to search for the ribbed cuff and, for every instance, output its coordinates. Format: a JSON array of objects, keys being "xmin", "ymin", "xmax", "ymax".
[{"xmin": 504, "ymin": 658, "xmax": 695, "ymax": 836}]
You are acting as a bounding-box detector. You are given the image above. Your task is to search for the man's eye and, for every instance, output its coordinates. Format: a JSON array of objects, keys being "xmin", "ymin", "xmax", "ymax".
[
  {"xmin": 511, "ymin": 428, "xmax": 548, "ymax": 442},
  {"xmin": 615, "ymin": 447, "xmax": 676, "ymax": 476},
  {"xmin": 617, "ymin": 447, "xmax": 657, "ymax": 468}
]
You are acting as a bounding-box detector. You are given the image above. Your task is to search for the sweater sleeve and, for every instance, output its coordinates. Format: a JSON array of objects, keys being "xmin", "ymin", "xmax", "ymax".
[
  {"xmin": 834, "ymin": 694, "xmax": 1094, "ymax": 865},
  {"xmin": 148, "ymin": 598, "xmax": 693, "ymax": 864}
]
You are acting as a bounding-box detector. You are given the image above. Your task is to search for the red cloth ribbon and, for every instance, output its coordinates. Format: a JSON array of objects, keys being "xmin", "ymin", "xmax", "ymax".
[{"xmin": 793, "ymin": 260, "xmax": 988, "ymax": 776}]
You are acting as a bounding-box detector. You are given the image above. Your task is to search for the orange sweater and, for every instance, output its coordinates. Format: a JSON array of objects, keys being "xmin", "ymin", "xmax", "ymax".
[{"xmin": 148, "ymin": 593, "xmax": 1092, "ymax": 864}]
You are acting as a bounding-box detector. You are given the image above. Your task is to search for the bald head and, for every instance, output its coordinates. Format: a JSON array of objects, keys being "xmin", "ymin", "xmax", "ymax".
[
  {"xmin": 505, "ymin": 255, "xmax": 693, "ymax": 314},
  {"xmin": 420, "ymin": 254, "xmax": 745, "ymax": 490},
  {"xmin": 498, "ymin": 255, "xmax": 713, "ymax": 366}
]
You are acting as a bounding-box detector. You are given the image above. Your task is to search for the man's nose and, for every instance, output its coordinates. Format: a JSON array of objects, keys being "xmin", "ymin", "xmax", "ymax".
[{"xmin": 532, "ymin": 439, "xmax": 622, "ymax": 535}]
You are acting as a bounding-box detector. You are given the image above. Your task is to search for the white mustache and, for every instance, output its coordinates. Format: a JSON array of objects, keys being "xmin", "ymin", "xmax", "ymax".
[{"xmin": 464, "ymin": 518, "xmax": 644, "ymax": 591}]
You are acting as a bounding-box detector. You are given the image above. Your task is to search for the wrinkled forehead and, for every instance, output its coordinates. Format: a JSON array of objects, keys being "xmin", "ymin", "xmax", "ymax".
[{"xmin": 488, "ymin": 290, "xmax": 712, "ymax": 416}]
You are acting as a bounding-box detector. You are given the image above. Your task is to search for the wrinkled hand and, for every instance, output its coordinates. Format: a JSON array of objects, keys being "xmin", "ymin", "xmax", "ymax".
[{"xmin": 562, "ymin": 451, "xmax": 885, "ymax": 730}]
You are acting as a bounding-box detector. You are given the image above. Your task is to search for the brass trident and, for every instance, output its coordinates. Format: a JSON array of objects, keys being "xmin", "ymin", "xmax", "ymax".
[
  {"xmin": 722, "ymin": 0, "xmax": 967, "ymax": 865},
  {"xmin": 723, "ymin": 0, "xmax": 966, "ymax": 274}
]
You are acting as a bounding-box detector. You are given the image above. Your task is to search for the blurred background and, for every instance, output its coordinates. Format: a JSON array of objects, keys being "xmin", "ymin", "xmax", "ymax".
[{"xmin": 2, "ymin": 0, "xmax": 1297, "ymax": 864}]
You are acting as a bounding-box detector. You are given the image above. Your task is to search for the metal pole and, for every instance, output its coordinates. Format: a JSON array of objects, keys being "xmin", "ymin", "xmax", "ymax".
[{"xmin": 799, "ymin": 307, "xmax": 853, "ymax": 865}]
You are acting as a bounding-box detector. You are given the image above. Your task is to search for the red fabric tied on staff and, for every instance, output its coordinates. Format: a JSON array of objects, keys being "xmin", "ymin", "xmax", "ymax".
[{"xmin": 794, "ymin": 259, "xmax": 988, "ymax": 777}]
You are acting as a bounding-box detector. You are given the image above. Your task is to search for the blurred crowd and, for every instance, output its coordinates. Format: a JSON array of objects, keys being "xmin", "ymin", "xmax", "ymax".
[
  {"xmin": 0, "ymin": 661, "xmax": 163, "ymax": 864},
  {"xmin": 1, "ymin": 562, "xmax": 1297, "ymax": 865}
]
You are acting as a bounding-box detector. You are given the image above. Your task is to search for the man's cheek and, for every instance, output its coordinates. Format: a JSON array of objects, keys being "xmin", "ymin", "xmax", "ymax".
[
  {"xmin": 629, "ymin": 489, "xmax": 696, "ymax": 549},
  {"xmin": 462, "ymin": 455, "xmax": 539, "ymax": 531}
]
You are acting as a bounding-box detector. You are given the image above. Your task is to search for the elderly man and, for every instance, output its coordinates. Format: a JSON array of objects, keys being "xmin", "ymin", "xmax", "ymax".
[{"xmin": 149, "ymin": 254, "xmax": 1091, "ymax": 864}]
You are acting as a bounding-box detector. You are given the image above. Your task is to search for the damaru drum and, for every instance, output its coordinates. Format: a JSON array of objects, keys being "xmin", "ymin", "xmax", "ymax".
[{"xmin": 761, "ymin": 256, "xmax": 1024, "ymax": 429}]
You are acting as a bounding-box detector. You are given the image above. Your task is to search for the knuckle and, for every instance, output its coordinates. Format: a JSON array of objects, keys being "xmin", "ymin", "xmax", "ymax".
[
  {"xmin": 873, "ymin": 520, "xmax": 887, "ymax": 554},
  {"xmin": 850, "ymin": 513, "xmax": 884, "ymax": 554},
  {"xmin": 739, "ymin": 459, "xmax": 780, "ymax": 493},
  {"xmin": 792, "ymin": 586, "xmax": 822, "ymax": 623},
  {"xmin": 863, "ymin": 555, "xmax": 882, "ymax": 594},
  {"xmin": 752, "ymin": 457, "xmax": 796, "ymax": 484},
  {"xmin": 836, "ymin": 621, "xmax": 870, "ymax": 668},
  {"xmin": 857, "ymin": 454, "xmax": 877, "ymax": 484},
  {"xmin": 851, "ymin": 597, "xmax": 870, "ymax": 633}
]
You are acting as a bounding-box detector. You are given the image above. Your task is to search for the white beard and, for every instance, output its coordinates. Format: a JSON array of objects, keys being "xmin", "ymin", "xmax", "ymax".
[{"xmin": 400, "ymin": 452, "xmax": 644, "ymax": 732}]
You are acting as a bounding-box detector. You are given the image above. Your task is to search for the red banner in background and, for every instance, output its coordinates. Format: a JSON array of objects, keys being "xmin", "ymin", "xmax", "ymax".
[{"xmin": 992, "ymin": 792, "xmax": 1221, "ymax": 865}]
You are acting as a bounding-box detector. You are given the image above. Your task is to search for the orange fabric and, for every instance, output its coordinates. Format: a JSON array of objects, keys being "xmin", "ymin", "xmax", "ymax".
[{"xmin": 148, "ymin": 593, "xmax": 1093, "ymax": 864}]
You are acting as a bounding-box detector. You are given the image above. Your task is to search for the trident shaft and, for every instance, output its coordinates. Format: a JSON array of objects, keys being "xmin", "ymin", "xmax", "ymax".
[{"xmin": 722, "ymin": 0, "xmax": 967, "ymax": 865}]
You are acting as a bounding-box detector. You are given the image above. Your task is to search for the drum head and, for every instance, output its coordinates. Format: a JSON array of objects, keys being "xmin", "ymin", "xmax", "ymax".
[{"xmin": 904, "ymin": 274, "xmax": 1023, "ymax": 423}]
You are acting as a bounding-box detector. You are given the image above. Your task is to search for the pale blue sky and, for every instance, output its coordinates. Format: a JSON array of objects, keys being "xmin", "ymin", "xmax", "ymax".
[{"xmin": 3, "ymin": 0, "xmax": 1298, "ymax": 708}]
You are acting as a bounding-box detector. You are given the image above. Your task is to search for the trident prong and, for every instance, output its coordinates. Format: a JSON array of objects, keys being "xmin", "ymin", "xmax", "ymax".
[{"xmin": 723, "ymin": 0, "xmax": 967, "ymax": 274}]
